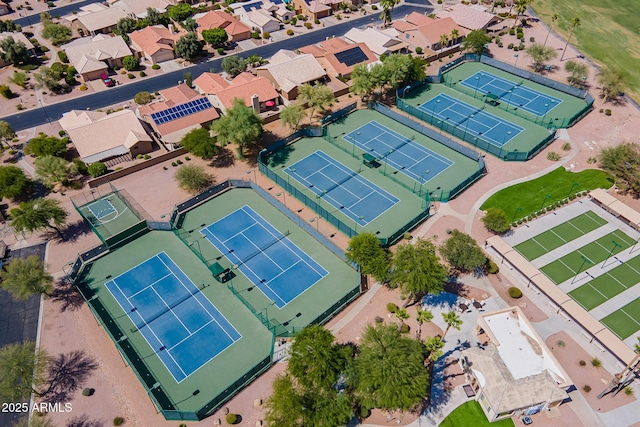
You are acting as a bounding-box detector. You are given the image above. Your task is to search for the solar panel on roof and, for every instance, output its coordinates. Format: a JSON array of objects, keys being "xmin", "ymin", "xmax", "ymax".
[
  {"xmin": 334, "ymin": 47, "xmax": 369, "ymax": 67},
  {"xmin": 151, "ymin": 98, "xmax": 213, "ymax": 126}
]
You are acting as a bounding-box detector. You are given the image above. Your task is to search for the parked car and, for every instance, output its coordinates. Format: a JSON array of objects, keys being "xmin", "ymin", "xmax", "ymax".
[{"xmin": 100, "ymin": 73, "xmax": 115, "ymax": 87}]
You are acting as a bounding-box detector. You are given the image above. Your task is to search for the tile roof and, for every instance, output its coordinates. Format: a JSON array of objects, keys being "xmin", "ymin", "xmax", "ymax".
[
  {"xmin": 0, "ymin": 32, "xmax": 35, "ymax": 50},
  {"xmin": 405, "ymin": 11, "xmax": 432, "ymax": 27},
  {"xmin": 62, "ymin": 35, "xmax": 132, "ymax": 74},
  {"xmin": 108, "ymin": 0, "xmax": 171, "ymax": 18},
  {"xmin": 76, "ymin": 6, "xmax": 128, "ymax": 32},
  {"xmin": 416, "ymin": 17, "xmax": 467, "ymax": 45},
  {"xmin": 343, "ymin": 28, "xmax": 407, "ymax": 56},
  {"xmin": 306, "ymin": 1, "xmax": 331, "ymax": 13},
  {"xmin": 215, "ymin": 74, "xmax": 278, "ymax": 109},
  {"xmin": 440, "ymin": 3, "xmax": 498, "ymax": 30},
  {"xmin": 247, "ymin": 9, "xmax": 278, "ymax": 27},
  {"xmin": 257, "ymin": 52, "xmax": 326, "ymax": 92},
  {"xmin": 130, "ymin": 25, "xmax": 182, "ymax": 57},
  {"xmin": 195, "ymin": 11, "xmax": 251, "ymax": 37},
  {"xmin": 193, "ymin": 72, "xmax": 231, "ymax": 94}
]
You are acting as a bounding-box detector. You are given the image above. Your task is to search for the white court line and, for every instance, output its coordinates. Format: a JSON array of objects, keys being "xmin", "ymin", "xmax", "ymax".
[
  {"xmin": 152, "ymin": 286, "xmax": 191, "ymax": 333},
  {"xmin": 619, "ymin": 308, "xmax": 640, "ymax": 327}
]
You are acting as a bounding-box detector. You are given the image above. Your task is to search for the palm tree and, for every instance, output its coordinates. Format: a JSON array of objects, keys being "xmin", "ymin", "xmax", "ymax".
[
  {"xmin": 513, "ymin": 0, "xmax": 533, "ymax": 28},
  {"xmin": 560, "ymin": 17, "xmax": 581, "ymax": 61},
  {"xmin": 10, "ymin": 198, "xmax": 68, "ymax": 240},
  {"xmin": 543, "ymin": 13, "xmax": 559, "ymax": 48},
  {"xmin": 395, "ymin": 307, "xmax": 410, "ymax": 326},
  {"xmin": 424, "ymin": 336, "xmax": 444, "ymax": 364},
  {"xmin": 415, "ymin": 307, "xmax": 433, "ymax": 339},
  {"xmin": 450, "ymin": 29, "xmax": 459, "ymax": 46},
  {"xmin": 442, "ymin": 310, "xmax": 463, "ymax": 339},
  {"xmin": 379, "ymin": 0, "xmax": 399, "ymax": 27},
  {"xmin": 439, "ymin": 33, "xmax": 450, "ymax": 51}
]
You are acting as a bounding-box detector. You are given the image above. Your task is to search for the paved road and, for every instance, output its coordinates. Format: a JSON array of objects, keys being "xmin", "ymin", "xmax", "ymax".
[{"xmin": 4, "ymin": 4, "xmax": 431, "ymax": 131}]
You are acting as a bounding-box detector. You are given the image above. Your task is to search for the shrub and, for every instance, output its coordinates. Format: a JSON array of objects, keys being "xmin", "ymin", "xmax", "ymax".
[
  {"xmin": 561, "ymin": 142, "xmax": 571, "ymax": 151},
  {"xmin": 291, "ymin": 17, "xmax": 297, "ymax": 25},
  {"xmin": 88, "ymin": 162, "xmax": 107, "ymax": 178},
  {"xmin": 152, "ymin": 64, "xmax": 160, "ymax": 70},
  {"xmin": 113, "ymin": 417, "xmax": 124, "ymax": 426},
  {"xmin": 547, "ymin": 151, "xmax": 561, "ymax": 161},
  {"xmin": 591, "ymin": 358, "xmax": 602, "ymax": 367},
  {"xmin": 486, "ymin": 259, "xmax": 499, "ymax": 274},
  {"xmin": 251, "ymin": 31, "xmax": 260, "ymax": 39},
  {"xmin": 509, "ymin": 28, "xmax": 515, "ymax": 35},
  {"xmin": 415, "ymin": 47, "xmax": 423, "ymax": 54},
  {"xmin": 605, "ymin": 109, "xmax": 612, "ymax": 116},
  {"xmin": 400, "ymin": 323, "xmax": 410, "ymax": 334},
  {"xmin": 529, "ymin": 36, "xmax": 535, "ymax": 42},
  {"xmin": 314, "ymin": 19, "xmax": 320, "ymax": 24},
  {"xmin": 127, "ymin": 73, "xmax": 135, "ymax": 79},
  {"xmin": 304, "ymin": 22, "xmax": 312, "ymax": 29},
  {"xmin": 624, "ymin": 386, "xmax": 634, "ymax": 396},
  {"xmin": 556, "ymin": 340, "xmax": 566, "ymax": 348},
  {"xmin": 226, "ymin": 413, "xmax": 238, "ymax": 424},
  {"xmin": 359, "ymin": 406, "xmax": 371, "ymax": 418},
  {"xmin": 73, "ymin": 158, "xmax": 88, "ymax": 175},
  {"xmin": 508, "ymin": 287, "xmax": 522, "ymax": 299},
  {"xmin": 217, "ymin": 47, "xmax": 225, "ymax": 55},
  {"xmin": 507, "ymin": 43, "xmax": 514, "ymax": 49},
  {"xmin": 583, "ymin": 385, "xmax": 591, "ymax": 393},
  {"xmin": 0, "ymin": 85, "xmax": 13, "ymax": 99},
  {"xmin": 286, "ymin": 29, "xmax": 294, "ymax": 36},
  {"xmin": 403, "ymin": 232, "xmax": 412, "ymax": 240},
  {"xmin": 57, "ymin": 50, "xmax": 68, "ymax": 63},
  {"xmin": 579, "ymin": 360, "xmax": 586, "ymax": 366},
  {"xmin": 185, "ymin": 156, "xmax": 191, "ymax": 161},
  {"xmin": 136, "ymin": 154, "xmax": 143, "ymax": 159},
  {"xmin": 171, "ymin": 162, "xmax": 177, "ymax": 167},
  {"xmin": 139, "ymin": 71, "xmax": 146, "ymax": 77},
  {"xmin": 82, "ymin": 388, "xmax": 94, "ymax": 396},
  {"xmin": 177, "ymin": 159, "xmax": 183, "ymax": 165},
  {"xmin": 262, "ymin": 32, "xmax": 270, "ymax": 39},
  {"xmin": 144, "ymin": 154, "xmax": 151, "ymax": 160},
  {"xmin": 40, "ymin": 45, "xmax": 50, "ymax": 52},
  {"xmin": 386, "ymin": 302, "xmax": 398, "ymax": 313},
  {"xmin": 372, "ymin": 4, "xmax": 378, "ymax": 9},
  {"xmin": 374, "ymin": 315, "xmax": 383, "ymax": 323}
]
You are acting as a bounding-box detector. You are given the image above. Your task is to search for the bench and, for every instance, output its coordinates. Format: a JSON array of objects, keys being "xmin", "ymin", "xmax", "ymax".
[{"xmin": 362, "ymin": 153, "xmax": 377, "ymax": 168}]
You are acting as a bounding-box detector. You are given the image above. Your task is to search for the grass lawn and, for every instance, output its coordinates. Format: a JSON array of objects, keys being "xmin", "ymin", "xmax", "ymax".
[
  {"xmin": 440, "ymin": 401, "xmax": 515, "ymax": 427},
  {"xmin": 532, "ymin": 0, "xmax": 640, "ymax": 102},
  {"xmin": 480, "ymin": 167, "xmax": 613, "ymax": 222}
]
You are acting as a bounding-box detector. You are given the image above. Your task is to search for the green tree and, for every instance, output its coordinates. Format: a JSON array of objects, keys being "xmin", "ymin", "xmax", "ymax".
[
  {"xmin": 145, "ymin": 7, "xmax": 165, "ymax": 26},
  {"xmin": 461, "ymin": 29, "xmax": 491, "ymax": 56},
  {"xmin": 0, "ymin": 166, "xmax": 30, "ymax": 200},
  {"xmin": 395, "ymin": 307, "xmax": 409, "ymax": 326},
  {"xmin": 0, "ymin": 342, "xmax": 48, "ymax": 402},
  {"xmin": 525, "ymin": 43, "xmax": 557, "ymax": 71},
  {"xmin": 279, "ymin": 104, "xmax": 305, "ymax": 130},
  {"xmin": 33, "ymin": 66, "xmax": 62, "ymax": 92},
  {"xmin": 10, "ymin": 198, "xmax": 68, "ymax": 239},
  {"xmin": 439, "ymin": 33, "xmax": 449, "ymax": 50},
  {"xmin": 298, "ymin": 84, "xmax": 334, "ymax": 123},
  {"xmin": 213, "ymin": 98, "xmax": 263, "ymax": 158},
  {"xmin": 168, "ymin": 4, "xmax": 194, "ymax": 22},
  {"xmin": 264, "ymin": 374, "xmax": 304, "ymax": 427},
  {"xmin": 0, "ymin": 36, "xmax": 30, "ymax": 66},
  {"xmin": 0, "ymin": 255, "xmax": 54, "ymax": 300},
  {"xmin": 389, "ymin": 238, "xmax": 448, "ymax": 306},
  {"xmin": 116, "ymin": 17, "xmax": 136, "ymax": 35},
  {"xmin": 288, "ymin": 325, "xmax": 347, "ymax": 391},
  {"xmin": 560, "ymin": 17, "xmax": 581, "ymax": 61},
  {"xmin": 350, "ymin": 63, "xmax": 377, "ymax": 101},
  {"xmin": 379, "ymin": 0, "xmax": 399, "ymax": 27},
  {"xmin": 598, "ymin": 142, "xmax": 640, "ymax": 195},
  {"xmin": 182, "ymin": 17, "xmax": 197, "ymax": 32},
  {"xmin": 41, "ymin": 23, "xmax": 71, "ymax": 46},
  {"xmin": 598, "ymin": 67, "xmax": 626, "ymax": 103},
  {"xmin": 87, "ymin": 162, "xmax": 107, "ymax": 178},
  {"xmin": 0, "ymin": 120, "xmax": 16, "ymax": 147},
  {"xmin": 482, "ymin": 207, "xmax": 511, "ymax": 233},
  {"xmin": 513, "ymin": 0, "xmax": 533, "ymax": 27},
  {"xmin": 221, "ymin": 55, "xmax": 247, "ymax": 77},
  {"xmin": 0, "ymin": 19, "xmax": 17, "ymax": 32},
  {"xmin": 352, "ymin": 323, "xmax": 428, "ymax": 411},
  {"xmin": 438, "ymin": 230, "xmax": 487, "ymax": 272},
  {"xmin": 122, "ymin": 55, "xmax": 139, "ymax": 71},
  {"xmin": 9, "ymin": 70, "xmax": 29, "ymax": 88},
  {"xmin": 415, "ymin": 306, "xmax": 433, "ymax": 339},
  {"xmin": 202, "ymin": 28, "xmax": 228, "ymax": 46},
  {"xmin": 543, "ymin": 13, "xmax": 559, "ymax": 47},
  {"xmin": 175, "ymin": 32, "xmax": 202, "ymax": 60},
  {"xmin": 134, "ymin": 91, "xmax": 154, "ymax": 105},
  {"xmin": 565, "ymin": 60, "xmax": 589, "ymax": 86},
  {"xmin": 174, "ymin": 164, "xmax": 212, "ymax": 194},
  {"xmin": 24, "ymin": 133, "xmax": 68, "ymax": 157},
  {"xmin": 424, "ymin": 335, "xmax": 444, "ymax": 364},
  {"xmin": 34, "ymin": 155, "xmax": 72, "ymax": 188},
  {"xmin": 180, "ymin": 127, "xmax": 218, "ymax": 158},
  {"xmin": 65, "ymin": 65, "xmax": 77, "ymax": 85},
  {"xmin": 442, "ymin": 310, "xmax": 463, "ymax": 339},
  {"xmin": 450, "ymin": 28, "xmax": 460, "ymax": 44},
  {"xmin": 381, "ymin": 54, "xmax": 425, "ymax": 89},
  {"xmin": 345, "ymin": 233, "xmax": 390, "ymax": 282},
  {"xmin": 302, "ymin": 388, "xmax": 352, "ymax": 427}
]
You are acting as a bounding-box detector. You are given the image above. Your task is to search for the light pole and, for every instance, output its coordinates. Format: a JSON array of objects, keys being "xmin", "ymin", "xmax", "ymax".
[
  {"xmin": 602, "ymin": 240, "xmax": 621, "ymax": 268},
  {"xmin": 567, "ymin": 182, "xmax": 579, "ymax": 198},
  {"xmin": 246, "ymin": 169, "xmax": 256, "ymax": 183},
  {"xmin": 511, "ymin": 207, "xmax": 523, "ymax": 224},
  {"xmin": 437, "ymin": 120, "xmax": 443, "ymax": 134},
  {"xmin": 463, "ymin": 114, "xmax": 474, "ymax": 140},
  {"xmin": 473, "ymin": 75, "xmax": 481, "ymax": 98},
  {"xmin": 502, "ymin": 131, "xmax": 512, "ymax": 147},
  {"xmin": 276, "ymin": 192, "xmax": 286, "ymax": 207},
  {"xmin": 571, "ymin": 255, "xmax": 593, "ymax": 284},
  {"xmin": 631, "ymin": 236, "xmax": 640, "ymax": 254},
  {"xmin": 309, "ymin": 216, "xmax": 319, "ymax": 233},
  {"xmin": 383, "ymin": 150, "xmax": 393, "ymax": 175},
  {"xmin": 286, "ymin": 167, "xmax": 296, "ymax": 188},
  {"xmin": 513, "ymin": 53, "xmax": 519, "ymax": 67},
  {"xmin": 354, "ymin": 215, "xmax": 365, "ymax": 233},
  {"xmin": 507, "ymin": 89, "xmax": 514, "ymax": 111},
  {"xmin": 540, "ymin": 194, "xmax": 552, "ymax": 211},
  {"xmin": 431, "ymin": 99, "xmax": 441, "ymax": 125},
  {"xmin": 419, "ymin": 170, "xmax": 430, "ymax": 196},
  {"xmin": 260, "ymin": 300, "xmax": 276, "ymax": 323}
]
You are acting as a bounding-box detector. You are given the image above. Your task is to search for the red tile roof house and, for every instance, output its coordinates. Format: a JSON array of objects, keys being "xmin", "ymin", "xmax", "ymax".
[
  {"xmin": 129, "ymin": 25, "xmax": 184, "ymax": 65},
  {"xmin": 255, "ymin": 50, "xmax": 328, "ymax": 101},
  {"xmin": 194, "ymin": 10, "xmax": 251, "ymax": 42},
  {"xmin": 299, "ymin": 38, "xmax": 378, "ymax": 79},
  {"xmin": 137, "ymin": 84, "xmax": 220, "ymax": 147},
  {"xmin": 212, "ymin": 72, "xmax": 280, "ymax": 114},
  {"xmin": 392, "ymin": 13, "xmax": 467, "ymax": 56}
]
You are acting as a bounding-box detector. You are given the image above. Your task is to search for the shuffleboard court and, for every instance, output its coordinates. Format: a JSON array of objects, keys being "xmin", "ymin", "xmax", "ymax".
[
  {"xmin": 284, "ymin": 151, "xmax": 399, "ymax": 225},
  {"xmin": 540, "ymin": 230, "xmax": 637, "ymax": 284},
  {"xmin": 419, "ymin": 93, "xmax": 524, "ymax": 148},
  {"xmin": 515, "ymin": 211, "xmax": 608, "ymax": 260},
  {"xmin": 342, "ymin": 120, "xmax": 454, "ymax": 184},
  {"xmin": 202, "ymin": 206, "xmax": 329, "ymax": 308},
  {"xmin": 106, "ymin": 252, "xmax": 241, "ymax": 383},
  {"xmin": 601, "ymin": 298, "xmax": 640, "ymax": 340},
  {"xmin": 460, "ymin": 71, "xmax": 563, "ymax": 117}
]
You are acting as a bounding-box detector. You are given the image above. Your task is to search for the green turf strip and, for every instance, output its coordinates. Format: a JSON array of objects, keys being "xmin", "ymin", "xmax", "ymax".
[
  {"xmin": 440, "ymin": 401, "xmax": 514, "ymax": 427},
  {"xmin": 515, "ymin": 211, "xmax": 607, "ymax": 260},
  {"xmin": 569, "ymin": 285, "xmax": 609, "ymax": 311},
  {"xmin": 540, "ymin": 230, "xmax": 636, "ymax": 283},
  {"xmin": 601, "ymin": 298, "xmax": 640, "ymax": 339}
]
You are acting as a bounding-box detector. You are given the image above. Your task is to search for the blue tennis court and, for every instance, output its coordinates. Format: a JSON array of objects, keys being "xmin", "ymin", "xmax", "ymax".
[
  {"xmin": 106, "ymin": 252, "xmax": 241, "ymax": 383},
  {"xmin": 284, "ymin": 151, "xmax": 399, "ymax": 225},
  {"xmin": 202, "ymin": 206, "xmax": 329, "ymax": 308},
  {"xmin": 459, "ymin": 71, "xmax": 562, "ymax": 117},
  {"xmin": 87, "ymin": 199, "xmax": 116, "ymax": 220},
  {"xmin": 342, "ymin": 121, "xmax": 454, "ymax": 184},
  {"xmin": 419, "ymin": 93, "xmax": 524, "ymax": 148}
]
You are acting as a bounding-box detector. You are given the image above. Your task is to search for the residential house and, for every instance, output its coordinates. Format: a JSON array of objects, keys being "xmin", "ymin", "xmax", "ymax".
[
  {"xmin": 460, "ymin": 307, "xmax": 572, "ymax": 422},
  {"xmin": 62, "ymin": 35, "xmax": 133, "ymax": 82},
  {"xmin": 0, "ymin": 32, "xmax": 36, "ymax": 67},
  {"xmin": 343, "ymin": 27, "xmax": 408, "ymax": 57},
  {"xmin": 59, "ymin": 110, "xmax": 153, "ymax": 163},
  {"xmin": 194, "ymin": 11, "xmax": 251, "ymax": 42},
  {"xmin": 209, "ymin": 72, "xmax": 279, "ymax": 113},
  {"xmin": 130, "ymin": 25, "xmax": 182, "ymax": 65},
  {"xmin": 67, "ymin": 3, "xmax": 128, "ymax": 36},
  {"xmin": 392, "ymin": 15, "xmax": 467, "ymax": 54},
  {"xmin": 193, "ymin": 72, "xmax": 231, "ymax": 95},
  {"xmin": 0, "ymin": 1, "xmax": 10, "ymax": 16},
  {"xmin": 231, "ymin": 1, "xmax": 281, "ymax": 35},
  {"xmin": 231, "ymin": 0, "xmax": 292, "ymax": 23},
  {"xmin": 107, "ymin": 0, "xmax": 172, "ymax": 19},
  {"xmin": 440, "ymin": 4, "xmax": 501, "ymax": 31},
  {"xmin": 292, "ymin": 0, "xmax": 331, "ymax": 20},
  {"xmin": 300, "ymin": 38, "xmax": 378, "ymax": 79},
  {"xmin": 137, "ymin": 84, "xmax": 220, "ymax": 146},
  {"xmin": 255, "ymin": 49, "xmax": 327, "ymax": 100}
]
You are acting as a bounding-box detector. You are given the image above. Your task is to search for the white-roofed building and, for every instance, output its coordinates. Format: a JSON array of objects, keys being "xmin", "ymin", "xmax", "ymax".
[
  {"xmin": 67, "ymin": 3, "xmax": 128, "ymax": 36},
  {"xmin": 62, "ymin": 35, "xmax": 133, "ymax": 81},
  {"xmin": 59, "ymin": 110, "xmax": 153, "ymax": 164},
  {"xmin": 440, "ymin": 3, "xmax": 501, "ymax": 31},
  {"xmin": 460, "ymin": 306, "xmax": 572, "ymax": 422},
  {"xmin": 255, "ymin": 50, "xmax": 327, "ymax": 100},
  {"xmin": 107, "ymin": 0, "xmax": 172, "ymax": 19},
  {"xmin": 231, "ymin": 1, "xmax": 281, "ymax": 35},
  {"xmin": 343, "ymin": 27, "xmax": 408, "ymax": 57}
]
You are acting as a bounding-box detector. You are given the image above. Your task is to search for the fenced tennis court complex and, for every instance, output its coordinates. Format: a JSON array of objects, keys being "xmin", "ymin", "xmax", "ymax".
[
  {"xmin": 500, "ymin": 200, "xmax": 640, "ymax": 347},
  {"xmin": 397, "ymin": 56, "xmax": 593, "ymax": 160},
  {"xmin": 67, "ymin": 183, "xmax": 359, "ymax": 420}
]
